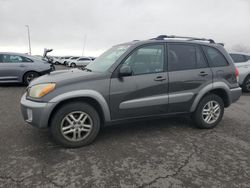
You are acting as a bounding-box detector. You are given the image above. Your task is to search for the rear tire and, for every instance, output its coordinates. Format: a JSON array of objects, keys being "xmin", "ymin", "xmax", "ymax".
[
  {"xmin": 71, "ymin": 63, "xmax": 76, "ymax": 67},
  {"xmin": 242, "ymin": 75, "xmax": 250, "ymax": 92},
  {"xmin": 50, "ymin": 102, "xmax": 100, "ymax": 148},
  {"xmin": 192, "ymin": 94, "xmax": 224, "ymax": 129},
  {"xmin": 23, "ymin": 71, "xmax": 39, "ymax": 85}
]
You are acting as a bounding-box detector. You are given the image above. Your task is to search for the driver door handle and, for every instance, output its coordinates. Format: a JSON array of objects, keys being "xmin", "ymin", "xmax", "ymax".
[
  {"xmin": 199, "ymin": 71, "xmax": 208, "ymax": 77},
  {"xmin": 154, "ymin": 76, "xmax": 166, "ymax": 81}
]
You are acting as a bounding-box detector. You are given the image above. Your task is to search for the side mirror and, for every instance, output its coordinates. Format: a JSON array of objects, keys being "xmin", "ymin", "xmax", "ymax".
[{"xmin": 119, "ymin": 65, "xmax": 132, "ymax": 77}]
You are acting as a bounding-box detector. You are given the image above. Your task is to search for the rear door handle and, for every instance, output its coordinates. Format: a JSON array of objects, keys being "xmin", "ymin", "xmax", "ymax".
[
  {"xmin": 154, "ymin": 76, "xmax": 166, "ymax": 81},
  {"xmin": 199, "ymin": 71, "xmax": 208, "ymax": 77},
  {"xmin": 19, "ymin": 64, "xmax": 26, "ymax": 67}
]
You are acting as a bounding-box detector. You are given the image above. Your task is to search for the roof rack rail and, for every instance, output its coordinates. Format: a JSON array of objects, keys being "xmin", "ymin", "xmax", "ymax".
[{"xmin": 152, "ymin": 35, "xmax": 215, "ymax": 44}]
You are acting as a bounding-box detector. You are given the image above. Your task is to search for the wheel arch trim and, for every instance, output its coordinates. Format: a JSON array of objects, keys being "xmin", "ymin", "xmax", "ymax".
[
  {"xmin": 49, "ymin": 90, "xmax": 111, "ymax": 121},
  {"xmin": 190, "ymin": 82, "xmax": 231, "ymax": 112}
]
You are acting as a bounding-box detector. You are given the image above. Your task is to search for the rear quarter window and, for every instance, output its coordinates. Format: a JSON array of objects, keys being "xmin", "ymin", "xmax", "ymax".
[
  {"xmin": 202, "ymin": 46, "xmax": 228, "ymax": 67},
  {"xmin": 21, "ymin": 56, "xmax": 33, "ymax": 62}
]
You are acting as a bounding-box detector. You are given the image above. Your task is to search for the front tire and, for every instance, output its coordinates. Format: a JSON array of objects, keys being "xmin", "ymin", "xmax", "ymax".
[
  {"xmin": 242, "ymin": 75, "xmax": 250, "ymax": 92},
  {"xmin": 71, "ymin": 63, "xmax": 76, "ymax": 67},
  {"xmin": 192, "ymin": 94, "xmax": 224, "ymax": 129},
  {"xmin": 50, "ymin": 102, "xmax": 100, "ymax": 148},
  {"xmin": 23, "ymin": 71, "xmax": 39, "ymax": 85}
]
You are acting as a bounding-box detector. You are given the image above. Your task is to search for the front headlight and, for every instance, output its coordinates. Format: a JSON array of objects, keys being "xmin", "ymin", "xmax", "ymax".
[{"xmin": 28, "ymin": 83, "xmax": 56, "ymax": 98}]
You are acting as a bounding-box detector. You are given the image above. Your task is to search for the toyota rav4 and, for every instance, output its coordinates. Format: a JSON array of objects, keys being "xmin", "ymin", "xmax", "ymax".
[{"xmin": 20, "ymin": 35, "xmax": 242, "ymax": 148}]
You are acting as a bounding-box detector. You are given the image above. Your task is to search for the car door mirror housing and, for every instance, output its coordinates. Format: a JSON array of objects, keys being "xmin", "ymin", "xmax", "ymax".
[{"xmin": 119, "ymin": 66, "xmax": 132, "ymax": 77}]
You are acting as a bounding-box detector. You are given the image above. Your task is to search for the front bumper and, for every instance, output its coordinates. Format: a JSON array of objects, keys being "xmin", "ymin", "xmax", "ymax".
[
  {"xmin": 230, "ymin": 87, "xmax": 242, "ymax": 103},
  {"xmin": 20, "ymin": 93, "xmax": 56, "ymax": 128}
]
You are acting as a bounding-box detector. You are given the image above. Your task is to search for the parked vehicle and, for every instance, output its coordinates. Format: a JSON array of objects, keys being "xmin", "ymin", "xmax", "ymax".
[
  {"xmin": 67, "ymin": 57, "xmax": 93, "ymax": 67},
  {"xmin": 61, "ymin": 56, "xmax": 72, "ymax": 65},
  {"xmin": 21, "ymin": 35, "xmax": 241, "ymax": 147},
  {"xmin": 52, "ymin": 56, "xmax": 61, "ymax": 65},
  {"xmin": 65, "ymin": 56, "xmax": 80, "ymax": 66},
  {"xmin": 0, "ymin": 52, "xmax": 54, "ymax": 85},
  {"xmin": 230, "ymin": 52, "xmax": 250, "ymax": 92}
]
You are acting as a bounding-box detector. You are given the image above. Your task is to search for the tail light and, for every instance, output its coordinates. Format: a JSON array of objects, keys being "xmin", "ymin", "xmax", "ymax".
[{"xmin": 235, "ymin": 67, "xmax": 239, "ymax": 83}]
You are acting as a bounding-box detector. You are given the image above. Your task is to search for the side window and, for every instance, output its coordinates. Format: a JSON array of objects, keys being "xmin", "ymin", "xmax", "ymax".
[
  {"xmin": 196, "ymin": 46, "xmax": 208, "ymax": 68},
  {"xmin": 1, "ymin": 55, "xmax": 24, "ymax": 63},
  {"xmin": 168, "ymin": 44, "xmax": 196, "ymax": 71},
  {"xmin": 203, "ymin": 46, "xmax": 228, "ymax": 67},
  {"xmin": 244, "ymin": 55, "xmax": 250, "ymax": 61},
  {"xmin": 230, "ymin": 54, "xmax": 246, "ymax": 63},
  {"xmin": 21, "ymin": 56, "xmax": 33, "ymax": 62},
  {"xmin": 9, "ymin": 55, "xmax": 23, "ymax": 63},
  {"xmin": 122, "ymin": 44, "xmax": 164, "ymax": 75},
  {"xmin": 78, "ymin": 58, "xmax": 90, "ymax": 61},
  {"xmin": 0, "ymin": 55, "xmax": 3, "ymax": 63}
]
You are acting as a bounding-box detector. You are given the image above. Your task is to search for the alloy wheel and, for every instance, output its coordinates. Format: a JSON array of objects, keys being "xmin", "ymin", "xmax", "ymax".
[
  {"xmin": 60, "ymin": 111, "xmax": 93, "ymax": 142},
  {"xmin": 202, "ymin": 100, "xmax": 221, "ymax": 124}
]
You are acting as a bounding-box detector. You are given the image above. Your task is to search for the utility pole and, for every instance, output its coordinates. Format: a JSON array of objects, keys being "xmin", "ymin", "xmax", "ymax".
[
  {"xmin": 82, "ymin": 34, "xmax": 87, "ymax": 56},
  {"xmin": 25, "ymin": 25, "xmax": 32, "ymax": 55}
]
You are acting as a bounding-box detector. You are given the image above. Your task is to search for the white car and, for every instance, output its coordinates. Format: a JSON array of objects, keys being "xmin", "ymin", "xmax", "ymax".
[
  {"xmin": 52, "ymin": 56, "xmax": 62, "ymax": 65},
  {"xmin": 230, "ymin": 52, "xmax": 250, "ymax": 92},
  {"xmin": 65, "ymin": 56, "xmax": 80, "ymax": 65},
  {"xmin": 53, "ymin": 56, "xmax": 69, "ymax": 65},
  {"xmin": 67, "ymin": 57, "xmax": 93, "ymax": 67}
]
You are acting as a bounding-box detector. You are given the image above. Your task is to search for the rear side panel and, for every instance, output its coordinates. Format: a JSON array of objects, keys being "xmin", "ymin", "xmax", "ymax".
[{"xmin": 202, "ymin": 45, "xmax": 238, "ymax": 89}]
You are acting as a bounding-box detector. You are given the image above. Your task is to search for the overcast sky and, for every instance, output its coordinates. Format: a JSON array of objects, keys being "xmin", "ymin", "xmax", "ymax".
[{"xmin": 0, "ymin": 0, "xmax": 249, "ymax": 56}]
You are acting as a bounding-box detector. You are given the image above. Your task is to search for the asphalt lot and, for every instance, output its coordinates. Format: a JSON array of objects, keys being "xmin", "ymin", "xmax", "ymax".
[{"xmin": 0, "ymin": 66, "xmax": 250, "ymax": 187}]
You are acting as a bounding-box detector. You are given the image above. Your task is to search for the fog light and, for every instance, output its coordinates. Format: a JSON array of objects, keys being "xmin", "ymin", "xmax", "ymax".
[{"xmin": 27, "ymin": 109, "xmax": 33, "ymax": 122}]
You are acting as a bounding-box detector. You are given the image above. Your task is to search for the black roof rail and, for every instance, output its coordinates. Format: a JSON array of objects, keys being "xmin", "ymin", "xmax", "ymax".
[{"xmin": 152, "ymin": 35, "xmax": 215, "ymax": 44}]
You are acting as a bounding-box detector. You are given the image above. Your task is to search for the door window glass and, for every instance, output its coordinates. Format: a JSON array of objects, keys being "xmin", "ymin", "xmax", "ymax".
[
  {"xmin": 122, "ymin": 45, "xmax": 164, "ymax": 75},
  {"xmin": 196, "ymin": 47, "xmax": 208, "ymax": 68},
  {"xmin": 1, "ymin": 54, "xmax": 25, "ymax": 63},
  {"xmin": 168, "ymin": 44, "xmax": 196, "ymax": 71},
  {"xmin": 0, "ymin": 55, "xmax": 3, "ymax": 63}
]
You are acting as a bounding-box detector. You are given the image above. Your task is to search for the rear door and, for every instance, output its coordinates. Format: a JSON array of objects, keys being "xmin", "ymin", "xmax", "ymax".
[
  {"xmin": 0, "ymin": 54, "xmax": 27, "ymax": 82},
  {"xmin": 167, "ymin": 43, "xmax": 213, "ymax": 113},
  {"xmin": 109, "ymin": 44, "xmax": 168, "ymax": 120}
]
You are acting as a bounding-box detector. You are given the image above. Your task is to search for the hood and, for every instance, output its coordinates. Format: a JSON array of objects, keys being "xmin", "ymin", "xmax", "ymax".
[{"xmin": 29, "ymin": 68, "xmax": 104, "ymax": 86}]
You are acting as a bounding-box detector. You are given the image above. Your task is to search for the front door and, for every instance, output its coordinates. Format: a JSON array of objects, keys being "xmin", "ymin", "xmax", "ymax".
[{"xmin": 109, "ymin": 44, "xmax": 169, "ymax": 120}]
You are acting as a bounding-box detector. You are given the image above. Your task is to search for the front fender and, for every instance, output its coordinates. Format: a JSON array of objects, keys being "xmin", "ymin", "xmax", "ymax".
[{"xmin": 49, "ymin": 90, "xmax": 111, "ymax": 121}]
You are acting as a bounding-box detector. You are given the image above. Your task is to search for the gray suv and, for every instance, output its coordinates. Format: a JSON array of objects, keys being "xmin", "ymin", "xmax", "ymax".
[
  {"xmin": 0, "ymin": 52, "xmax": 54, "ymax": 85},
  {"xmin": 20, "ymin": 35, "xmax": 242, "ymax": 148}
]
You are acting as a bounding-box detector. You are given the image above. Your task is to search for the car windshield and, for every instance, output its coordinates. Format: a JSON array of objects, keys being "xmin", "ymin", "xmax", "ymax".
[{"xmin": 85, "ymin": 45, "xmax": 130, "ymax": 72}]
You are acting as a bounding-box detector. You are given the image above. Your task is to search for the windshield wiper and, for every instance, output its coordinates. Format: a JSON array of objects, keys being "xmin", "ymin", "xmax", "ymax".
[{"xmin": 79, "ymin": 67, "xmax": 92, "ymax": 72}]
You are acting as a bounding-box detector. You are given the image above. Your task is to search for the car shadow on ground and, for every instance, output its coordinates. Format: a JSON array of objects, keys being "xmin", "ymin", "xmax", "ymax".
[
  {"xmin": 0, "ymin": 83, "xmax": 25, "ymax": 87},
  {"xmin": 26, "ymin": 115, "xmax": 195, "ymax": 149}
]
